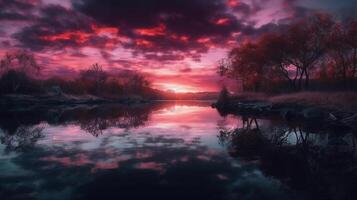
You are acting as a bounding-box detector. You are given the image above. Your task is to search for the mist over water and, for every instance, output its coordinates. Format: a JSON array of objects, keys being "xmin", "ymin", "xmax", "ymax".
[{"xmin": 0, "ymin": 101, "xmax": 356, "ymax": 200}]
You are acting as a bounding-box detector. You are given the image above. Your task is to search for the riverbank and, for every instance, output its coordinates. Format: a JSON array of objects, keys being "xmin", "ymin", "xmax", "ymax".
[
  {"xmin": 212, "ymin": 92, "xmax": 357, "ymax": 130},
  {"xmin": 0, "ymin": 93, "xmax": 150, "ymax": 109}
]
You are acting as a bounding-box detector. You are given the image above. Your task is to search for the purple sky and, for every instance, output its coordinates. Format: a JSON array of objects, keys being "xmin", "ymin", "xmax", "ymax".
[{"xmin": 0, "ymin": 0, "xmax": 355, "ymax": 92}]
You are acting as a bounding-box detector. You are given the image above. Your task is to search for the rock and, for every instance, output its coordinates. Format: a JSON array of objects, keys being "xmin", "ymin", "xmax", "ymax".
[
  {"xmin": 328, "ymin": 137, "xmax": 348, "ymax": 146},
  {"xmin": 234, "ymin": 101, "xmax": 272, "ymax": 113},
  {"xmin": 341, "ymin": 113, "xmax": 357, "ymax": 129},
  {"xmin": 302, "ymin": 107, "xmax": 325, "ymax": 121},
  {"xmin": 280, "ymin": 108, "xmax": 298, "ymax": 120},
  {"xmin": 48, "ymin": 85, "xmax": 63, "ymax": 96},
  {"xmin": 252, "ymin": 102, "xmax": 272, "ymax": 111},
  {"xmin": 328, "ymin": 113, "xmax": 338, "ymax": 121}
]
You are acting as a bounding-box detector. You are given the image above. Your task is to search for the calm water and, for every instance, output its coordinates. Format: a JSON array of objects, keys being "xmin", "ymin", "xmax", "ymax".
[{"xmin": 0, "ymin": 101, "xmax": 357, "ymax": 200}]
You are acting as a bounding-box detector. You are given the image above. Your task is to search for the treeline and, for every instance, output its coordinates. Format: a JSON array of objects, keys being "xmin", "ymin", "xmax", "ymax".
[
  {"xmin": 218, "ymin": 13, "xmax": 357, "ymax": 93},
  {"xmin": 0, "ymin": 50, "xmax": 156, "ymax": 98}
]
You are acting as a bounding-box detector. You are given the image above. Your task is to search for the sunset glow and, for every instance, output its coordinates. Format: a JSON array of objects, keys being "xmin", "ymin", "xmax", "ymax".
[
  {"xmin": 160, "ymin": 83, "xmax": 200, "ymax": 93},
  {"xmin": 0, "ymin": 0, "xmax": 354, "ymax": 92},
  {"xmin": 1, "ymin": 1, "xmax": 356, "ymax": 199}
]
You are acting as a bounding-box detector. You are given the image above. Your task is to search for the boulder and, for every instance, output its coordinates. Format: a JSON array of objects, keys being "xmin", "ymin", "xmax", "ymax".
[
  {"xmin": 302, "ymin": 107, "xmax": 325, "ymax": 121},
  {"xmin": 280, "ymin": 108, "xmax": 298, "ymax": 120},
  {"xmin": 48, "ymin": 85, "xmax": 63, "ymax": 96},
  {"xmin": 341, "ymin": 113, "xmax": 357, "ymax": 129}
]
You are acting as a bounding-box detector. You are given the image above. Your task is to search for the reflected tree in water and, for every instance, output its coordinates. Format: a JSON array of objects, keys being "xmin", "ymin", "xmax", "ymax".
[
  {"xmin": 0, "ymin": 104, "xmax": 153, "ymax": 138},
  {"xmin": 77, "ymin": 106, "xmax": 150, "ymax": 137},
  {"xmin": 218, "ymin": 115, "xmax": 265, "ymax": 160},
  {"xmin": 217, "ymin": 115, "xmax": 357, "ymax": 200},
  {"xmin": 0, "ymin": 125, "xmax": 44, "ymax": 152},
  {"xmin": 80, "ymin": 117, "xmax": 109, "ymax": 137}
]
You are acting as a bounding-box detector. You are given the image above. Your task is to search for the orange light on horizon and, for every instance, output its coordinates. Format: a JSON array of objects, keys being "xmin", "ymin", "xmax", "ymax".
[{"xmin": 157, "ymin": 83, "xmax": 200, "ymax": 93}]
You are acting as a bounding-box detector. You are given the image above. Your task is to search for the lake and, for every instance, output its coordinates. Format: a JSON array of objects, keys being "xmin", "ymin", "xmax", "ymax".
[{"xmin": 0, "ymin": 101, "xmax": 356, "ymax": 200}]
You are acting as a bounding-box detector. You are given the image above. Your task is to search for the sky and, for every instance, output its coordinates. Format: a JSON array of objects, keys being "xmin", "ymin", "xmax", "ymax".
[{"xmin": 0, "ymin": 0, "xmax": 356, "ymax": 92}]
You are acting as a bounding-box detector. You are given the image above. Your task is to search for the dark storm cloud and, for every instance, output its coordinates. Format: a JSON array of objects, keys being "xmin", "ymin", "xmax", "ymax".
[
  {"xmin": 73, "ymin": 0, "xmax": 238, "ymax": 36},
  {"xmin": 71, "ymin": 0, "xmax": 243, "ymax": 60},
  {"xmin": 13, "ymin": 0, "xmax": 244, "ymax": 60},
  {"xmin": 0, "ymin": 0, "xmax": 39, "ymax": 21},
  {"xmin": 0, "ymin": 0, "xmax": 38, "ymax": 12},
  {"xmin": 231, "ymin": 2, "xmax": 254, "ymax": 16},
  {"xmin": 12, "ymin": 5, "xmax": 115, "ymax": 50},
  {"xmin": 10, "ymin": 0, "xmax": 357, "ymax": 61},
  {"xmin": 0, "ymin": 11, "xmax": 31, "ymax": 20}
]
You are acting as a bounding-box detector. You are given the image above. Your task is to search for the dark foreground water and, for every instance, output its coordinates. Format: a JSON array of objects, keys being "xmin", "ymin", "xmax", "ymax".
[{"xmin": 0, "ymin": 101, "xmax": 357, "ymax": 200}]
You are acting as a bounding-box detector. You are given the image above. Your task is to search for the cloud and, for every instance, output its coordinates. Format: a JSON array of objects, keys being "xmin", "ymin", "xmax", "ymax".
[
  {"xmin": 8, "ymin": 0, "xmax": 357, "ymax": 59},
  {"xmin": 179, "ymin": 67, "xmax": 192, "ymax": 73},
  {"xmin": 12, "ymin": 0, "xmax": 353, "ymax": 61},
  {"xmin": 0, "ymin": 0, "xmax": 39, "ymax": 21},
  {"xmin": 13, "ymin": 5, "xmax": 96, "ymax": 50},
  {"xmin": 12, "ymin": 0, "xmax": 250, "ymax": 61},
  {"xmin": 71, "ymin": 0, "xmax": 245, "ymax": 60},
  {"xmin": 12, "ymin": 5, "xmax": 125, "ymax": 52},
  {"xmin": 2, "ymin": 0, "xmax": 356, "ymax": 91}
]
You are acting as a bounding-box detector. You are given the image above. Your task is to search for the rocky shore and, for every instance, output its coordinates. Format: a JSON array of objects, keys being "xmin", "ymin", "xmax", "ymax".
[{"xmin": 212, "ymin": 99, "xmax": 357, "ymax": 130}]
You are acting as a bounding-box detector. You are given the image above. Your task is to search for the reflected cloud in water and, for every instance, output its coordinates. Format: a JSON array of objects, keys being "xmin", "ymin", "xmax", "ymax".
[{"xmin": 0, "ymin": 101, "xmax": 357, "ymax": 200}]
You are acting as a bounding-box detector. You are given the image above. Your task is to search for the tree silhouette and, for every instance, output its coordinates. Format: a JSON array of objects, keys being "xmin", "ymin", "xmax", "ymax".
[
  {"xmin": 218, "ymin": 13, "xmax": 343, "ymax": 92},
  {"xmin": 327, "ymin": 20, "xmax": 357, "ymax": 88},
  {"xmin": 80, "ymin": 63, "xmax": 108, "ymax": 95},
  {"xmin": 0, "ymin": 50, "xmax": 41, "ymax": 93}
]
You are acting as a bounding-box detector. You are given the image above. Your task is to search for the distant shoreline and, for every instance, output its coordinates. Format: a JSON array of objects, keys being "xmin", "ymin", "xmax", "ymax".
[
  {"xmin": 0, "ymin": 94, "xmax": 150, "ymax": 107},
  {"xmin": 0, "ymin": 94, "xmax": 217, "ymax": 109}
]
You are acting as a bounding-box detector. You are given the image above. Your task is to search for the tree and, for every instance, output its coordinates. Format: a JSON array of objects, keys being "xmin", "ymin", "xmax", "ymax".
[
  {"xmin": 125, "ymin": 73, "xmax": 150, "ymax": 94},
  {"xmin": 258, "ymin": 33, "xmax": 300, "ymax": 90},
  {"xmin": 0, "ymin": 50, "xmax": 41, "ymax": 93},
  {"xmin": 0, "ymin": 70, "xmax": 29, "ymax": 93},
  {"xmin": 347, "ymin": 20, "xmax": 357, "ymax": 86},
  {"xmin": 324, "ymin": 20, "xmax": 357, "ymax": 88},
  {"xmin": 284, "ymin": 13, "xmax": 334, "ymax": 89},
  {"xmin": 328, "ymin": 23, "xmax": 352, "ymax": 86},
  {"xmin": 80, "ymin": 63, "xmax": 108, "ymax": 95},
  {"xmin": 218, "ymin": 13, "xmax": 337, "ymax": 92},
  {"xmin": 219, "ymin": 41, "xmax": 268, "ymax": 91},
  {"xmin": 217, "ymin": 86, "xmax": 230, "ymax": 105}
]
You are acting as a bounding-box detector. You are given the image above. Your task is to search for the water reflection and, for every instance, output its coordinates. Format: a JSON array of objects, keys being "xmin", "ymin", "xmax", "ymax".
[
  {"xmin": 0, "ymin": 102, "xmax": 356, "ymax": 200},
  {"xmin": 218, "ymin": 115, "xmax": 357, "ymax": 200},
  {"xmin": 0, "ymin": 125, "xmax": 44, "ymax": 153}
]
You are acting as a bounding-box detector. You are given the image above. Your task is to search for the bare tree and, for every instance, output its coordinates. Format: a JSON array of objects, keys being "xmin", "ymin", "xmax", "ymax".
[
  {"xmin": 345, "ymin": 20, "xmax": 357, "ymax": 87},
  {"xmin": 80, "ymin": 63, "xmax": 108, "ymax": 95},
  {"xmin": 125, "ymin": 73, "xmax": 150, "ymax": 94},
  {"xmin": 284, "ymin": 14, "xmax": 334, "ymax": 89},
  {"xmin": 0, "ymin": 50, "xmax": 41, "ymax": 93}
]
